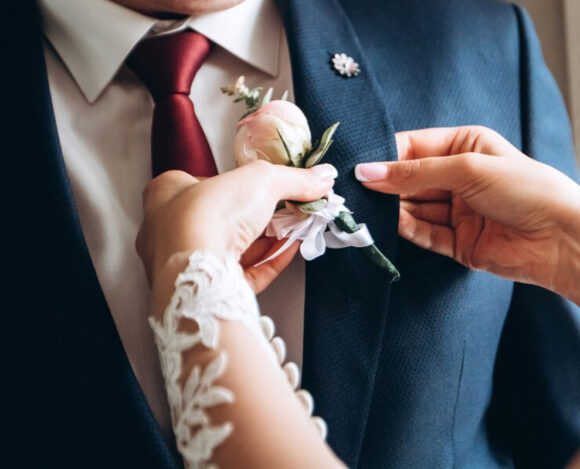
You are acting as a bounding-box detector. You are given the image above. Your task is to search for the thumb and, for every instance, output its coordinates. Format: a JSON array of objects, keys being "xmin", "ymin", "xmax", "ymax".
[
  {"xmin": 355, "ymin": 154, "xmax": 482, "ymax": 195},
  {"xmin": 265, "ymin": 162, "xmax": 338, "ymax": 201}
]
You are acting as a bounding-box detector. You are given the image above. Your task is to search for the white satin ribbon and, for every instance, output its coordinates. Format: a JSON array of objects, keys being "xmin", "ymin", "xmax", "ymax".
[{"xmin": 256, "ymin": 191, "xmax": 374, "ymax": 266}]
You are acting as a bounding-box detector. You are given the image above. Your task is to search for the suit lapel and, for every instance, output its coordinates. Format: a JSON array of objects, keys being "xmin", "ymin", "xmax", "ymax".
[
  {"xmin": 1, "ymin": 2, "xmax": 179, "ymax": 466},
  {"xmin": 277, "ymin": 0, "xmax": 400, "ymax": 465},
  {"xmin": 4, "ymin": 1, "xmax": 397, "ymax": 465}
]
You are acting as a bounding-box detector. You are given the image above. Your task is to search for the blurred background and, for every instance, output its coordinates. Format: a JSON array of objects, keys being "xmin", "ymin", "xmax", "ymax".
[{"xmin": 515, "ymin": 0, "xmax": 579, "ymax": 167}]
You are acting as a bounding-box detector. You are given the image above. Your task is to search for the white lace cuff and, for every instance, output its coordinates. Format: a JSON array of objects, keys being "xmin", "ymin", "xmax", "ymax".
[{"xmin": 149, "ymin": 251, "xmax": 327, "ymax": 469}]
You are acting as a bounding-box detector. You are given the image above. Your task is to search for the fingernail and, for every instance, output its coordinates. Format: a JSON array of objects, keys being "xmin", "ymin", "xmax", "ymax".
[
  {"xmin": 355, "ymin": 163, "xmax": 388, "ymax": 182},
  {"xmin": 310, "ymin": 164, "xmax": 338, "ymax": 180}
]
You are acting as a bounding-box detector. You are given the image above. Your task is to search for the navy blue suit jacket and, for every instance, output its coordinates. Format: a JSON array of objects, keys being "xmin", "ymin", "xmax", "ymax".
[{"xmin": 2, "ymin": 0, "xmax": 579, "ymax": 468}]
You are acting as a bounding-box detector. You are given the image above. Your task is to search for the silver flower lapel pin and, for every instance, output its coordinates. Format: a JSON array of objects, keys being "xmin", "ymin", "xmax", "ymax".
[{"xmin": 331, "ymin": 53, "xmax": 360, "ymax": 78}]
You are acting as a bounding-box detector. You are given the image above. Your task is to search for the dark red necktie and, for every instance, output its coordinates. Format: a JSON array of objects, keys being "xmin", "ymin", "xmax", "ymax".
[{"xmin": 127, "ymin": 31, "xmax": 218, "ymax": 177}]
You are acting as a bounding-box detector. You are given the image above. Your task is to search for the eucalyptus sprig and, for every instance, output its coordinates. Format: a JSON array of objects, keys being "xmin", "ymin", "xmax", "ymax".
[{"xmin": 221, "ymin": 76, "xmax": 289, "ymax": 118}]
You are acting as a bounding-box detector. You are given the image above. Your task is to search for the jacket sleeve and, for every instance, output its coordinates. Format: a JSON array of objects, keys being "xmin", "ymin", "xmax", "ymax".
[{"xmin": 489, "ymin": 5, "xmax": 580, "ymax": 469}]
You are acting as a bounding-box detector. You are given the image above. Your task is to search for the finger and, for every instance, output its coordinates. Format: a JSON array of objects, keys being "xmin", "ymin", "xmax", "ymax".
[
  {"xmin": 244, "ymin": 241, "xmax": 300, "ymax": 294},
  {"xmin": 396, "ymin": 127, "xmax": 462, "ymax": 160},
  {"xmin": 355, "ymin": 155, "xmax": 481, "ymax": 195},
  {"xmin": 240, "ymin": 236, "xmax": 279, "ymax": 268},
  {"xmin": 395, "ymin": 126, "xmax": 518, "ymax": 161},
  {"xmin": 262, "ymin": 162, "xmax": 338, "ymax": 202},
  {"xmin": 398, "ymin": 208, "xmax": 455, "ymax": 259},
  {"xmin": 400, "ymin": 189, "xmax": 451, "ymax": 202},
  {"xmin": 400, "ymin": 200, "xmax": 451, "ymax": 225}
]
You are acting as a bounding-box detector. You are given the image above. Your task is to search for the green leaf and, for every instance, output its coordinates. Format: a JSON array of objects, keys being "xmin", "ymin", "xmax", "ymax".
[
  {"xmin": 245, "ymin": 87, "xmax": 262, "ymax": 105},
  {"xmin": 310, "ymin": 139, "xmax": 320, "ymax": 153},
  {"xmin": 241, "ymin": 106, "xmax": 259, "ymax": 119},
  {"xmin": 296, "ymin": 198, "xmax": 328, "ymax": 213},
  {"xmin": 300, "ymin": 140, "xmax": 316, "ymax": 163},
  {"xmin": 281, "ymin": 90, "xmax": 289, "ymax": 101},
  {"xmin": 304, "ymin": 122, "xmax": 340, "ymax": 168},
  {"xmin": 277, "ymin": 128, "xmax": 302, "ymax": 167}
]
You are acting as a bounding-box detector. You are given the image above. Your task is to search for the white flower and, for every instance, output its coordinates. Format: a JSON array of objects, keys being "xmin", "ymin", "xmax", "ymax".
[
  {"xmin": 221, "ymin": 75, "xmax": 249, "ymax": 96},
  {"xmin": 234, "ymin": 100, "xmax": 312, "ymax": 166},
  {"xmin": 332, "ymin": 53, "xmax": 360, "ymax": 77}
]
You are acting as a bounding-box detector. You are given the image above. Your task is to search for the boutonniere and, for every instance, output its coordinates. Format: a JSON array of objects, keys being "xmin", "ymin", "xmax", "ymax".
[{"xmin": 222, "ymin": 76, "xmax": 400, "ymax": 281}]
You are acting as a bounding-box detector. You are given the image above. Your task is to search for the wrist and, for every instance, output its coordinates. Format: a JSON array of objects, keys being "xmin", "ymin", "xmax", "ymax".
[
  {"xmin": 150, "ymin": 250, "xmax": 192, "ymax": 321},
  {"xmin": 150, "ymin": 215, "xmax": 229, "ymax": 285}
]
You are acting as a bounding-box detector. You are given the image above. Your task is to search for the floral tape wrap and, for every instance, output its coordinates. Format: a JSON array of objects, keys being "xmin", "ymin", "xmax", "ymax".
[{"xmin": 259, "ymin": 191, "xmax": 374, "ymax": 265}]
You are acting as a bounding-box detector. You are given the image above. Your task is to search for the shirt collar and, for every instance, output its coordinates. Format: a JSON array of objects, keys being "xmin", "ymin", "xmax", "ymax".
[{"xmin": 39, "ymin": 0, "xmax": 282, "ymax": 103}]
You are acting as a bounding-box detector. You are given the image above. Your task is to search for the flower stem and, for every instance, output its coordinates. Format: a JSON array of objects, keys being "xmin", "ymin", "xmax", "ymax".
[{"xmin": 334, "ymin": 211, "xmax": 400, "ymax": 282}]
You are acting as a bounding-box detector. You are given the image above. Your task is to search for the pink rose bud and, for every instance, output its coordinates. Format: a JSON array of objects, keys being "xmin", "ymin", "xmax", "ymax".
[{"xmin": 234, "ymin": 100, "xmax": 312, "ymax": 166}]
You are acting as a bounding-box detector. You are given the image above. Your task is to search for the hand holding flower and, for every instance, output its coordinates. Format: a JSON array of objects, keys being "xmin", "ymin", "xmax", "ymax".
[
  {"xmin": 223, "ymin": 76, "xmax": 400, "ymax": 281},
  {"xmin": 136, "ymin": 162, "xmax": 336, "ymax": 296}
]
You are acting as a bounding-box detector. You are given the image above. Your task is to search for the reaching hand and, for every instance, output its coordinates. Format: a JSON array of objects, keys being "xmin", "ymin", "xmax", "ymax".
[
  {"xmin": 136, "ymin": 161, "xmax": 336, "ymax": 293},
  {"xmin": 355, "ymin": 126, "xmax": 580, "ymax": 302}
]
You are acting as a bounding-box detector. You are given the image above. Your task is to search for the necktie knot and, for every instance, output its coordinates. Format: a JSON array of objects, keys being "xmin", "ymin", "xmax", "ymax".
[
  {"xmin": 127, "ymin": 31, "xmax": 211, "ymax": 101},
  {"xmin": 126, "ymin": 30, "xmax": 217, "ymax": 177}
]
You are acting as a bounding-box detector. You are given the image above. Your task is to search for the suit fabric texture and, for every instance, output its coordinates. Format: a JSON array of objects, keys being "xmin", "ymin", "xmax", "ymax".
[{"xmin": 1, "ymin": 0, "xmax": 579, "ymax": 468}]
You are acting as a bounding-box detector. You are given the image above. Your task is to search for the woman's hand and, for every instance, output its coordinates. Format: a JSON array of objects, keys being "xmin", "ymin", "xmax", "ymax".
[
  {"xmin": 136, "ymin": 160, "xmax": 336, "ymax": 294},
  {"xmin": 138, "ymin": 161, "xmax": 345, "ymax": 469},
  {"xmin": 355, "ymin": 126, "xmax": 580, "ymax": 302}
]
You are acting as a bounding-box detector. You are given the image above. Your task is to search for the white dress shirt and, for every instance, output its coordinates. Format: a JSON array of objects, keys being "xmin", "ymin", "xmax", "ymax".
[{"xmin": 39, "ymin": 0, "xmax": 304, "ymax": 436}]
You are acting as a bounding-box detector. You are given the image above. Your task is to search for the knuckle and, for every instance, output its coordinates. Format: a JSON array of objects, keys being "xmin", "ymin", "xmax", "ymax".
[
  {"xmin": 249, "ymin": 159, "xmax": 273, "ymax": 175},
  {"xmin": 455, "ymin": 247, "xmax": 469, "ymax": 267},
  {"xmin": 470, "ymin": 125, "xmax": 493, "ymax": 137},
  {"xmin": 398, "ymin": 215, "xmax": 416, "ymax": 240},
  {"xmin": 466, "ymin": 126, "xmax": 505, "ymax": 154},
  {"xmin": 300, "ymin": 169, "xmax": 318, "ymax": 192},
  {"xmin": 143, "ymin": 171, "xmax": 177, "ymax": 200},
  {"xmin": 469, "ymin": 251, "xmax": 491, "ymax": 272},
  {"xmin": 427, "ymin": 226, "xmax": 441, "ymax": 250},
  {"xmin": 249, "ymin": 160, "xmax": 277, "ymax": 191},
  {"xmin": 460, "ymin": 250, "xmax": 477, "ymax": 270},
  {"xmin": 460, "ymin": 126, "xmax": 486, "ymax": 152},
  {"xmin": 161, "ymin": 170, "xmax": 196, "ymax": 188},
  {"xmin": 141, "ymin": 180, "xmax": 155, "ymax": 206},
  {"xmin": 154, "ymin": 170, "xmax": 178, "ymax": 184},
  {"xmin": 456, "ymin": 245, "xmax": 480, "ymax": 270},
  {"xmin": 468, "ymin": 125, "xmax": 496, "ymax": 142},
  {"xmin": 398, "ymin": 159, "xmax": 421, "ymax": 180},
  {"xmin": 142, "ymin": 170, "xmax": 195, "ymax": 207},
  {"xmin": 459, "ymin": 152, "xmax": 483, "ymax": 176}
]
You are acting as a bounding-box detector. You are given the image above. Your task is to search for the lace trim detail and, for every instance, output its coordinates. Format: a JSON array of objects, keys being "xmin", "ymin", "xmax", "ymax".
[
  {"xmin": 149, "ymin": 252, "xmax": 261, "ymax": 469},
  {"xmin": 150, "ymin": 251, "xmax": 328, "ymax": 469}
]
